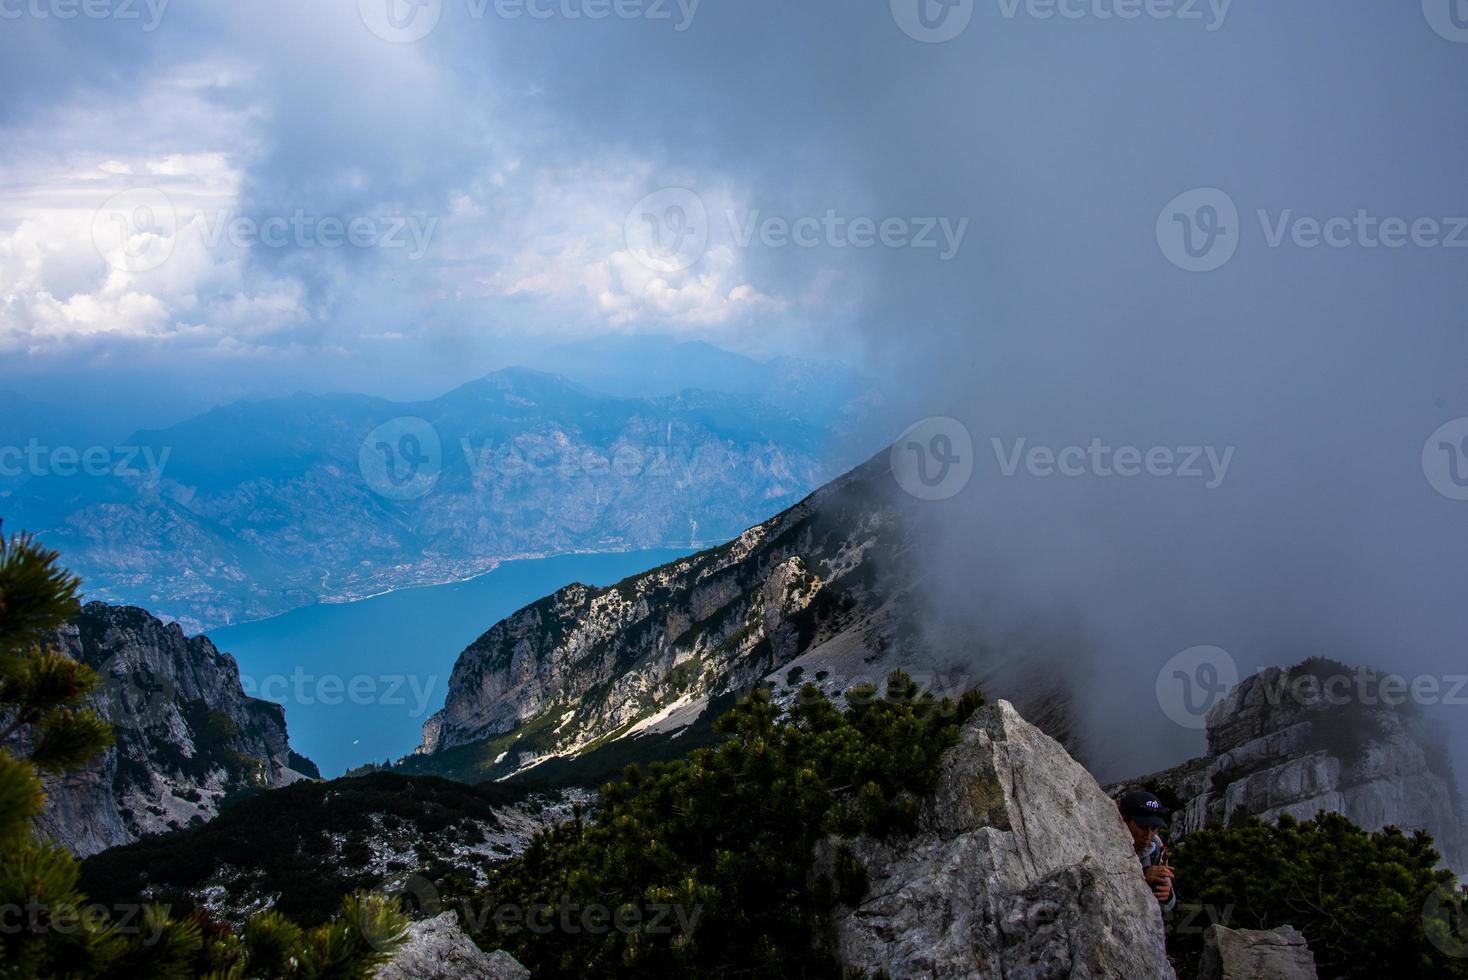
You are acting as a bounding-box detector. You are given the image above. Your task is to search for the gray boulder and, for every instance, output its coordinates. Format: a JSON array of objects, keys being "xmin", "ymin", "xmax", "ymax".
[
  {"xmin": 1199, "ymin": 924, "xmax": 1317, "ymax": 980},
  {"xmin": 822, "ymin": 699, "xmax": 1174, "ymax": 979},
  {"xmin": 375, "ymin": 912, "xmax": 529, "ymax": 980}
]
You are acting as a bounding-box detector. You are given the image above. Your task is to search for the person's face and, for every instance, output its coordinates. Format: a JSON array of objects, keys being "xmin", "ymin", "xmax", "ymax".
[{"xmin": 1123, "ymin": 817, "xmax": 1157, "ymax": 850}]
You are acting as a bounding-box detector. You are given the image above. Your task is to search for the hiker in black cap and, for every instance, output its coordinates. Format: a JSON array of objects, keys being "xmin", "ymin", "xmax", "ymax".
[{"xmin": 1118, "ymin": 789, "xmax": 1177, "ymax": 913}]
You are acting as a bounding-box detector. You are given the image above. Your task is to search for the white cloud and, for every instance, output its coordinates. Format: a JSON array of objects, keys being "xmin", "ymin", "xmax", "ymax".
[{"xmin": 0, "ymin": 61, "xmax": 311, "ymax": 356}]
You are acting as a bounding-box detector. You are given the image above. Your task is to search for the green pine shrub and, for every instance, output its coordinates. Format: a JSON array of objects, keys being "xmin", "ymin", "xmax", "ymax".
[
  {"xmin": 471, "ymin": 672, "xmax": 984, "ymax": 978},
  {"xmin": 0, "ymin": 527, "xmax": 409, "ymax": 979},
  {"xmin": 1166, "ymin": 811, "xmax": 1468, "ymax": 979}
]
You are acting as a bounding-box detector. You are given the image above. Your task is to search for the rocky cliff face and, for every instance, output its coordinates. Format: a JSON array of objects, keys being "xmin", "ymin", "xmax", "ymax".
[
  {"xmin": 1117, "ymin": 660, "xmax": 1467, "ymax": 872},
  {"xmin": 407, "ymin": 450, "xmax": 1079, "ymax": 784},
  {"xmin": 29, "ymin": 601, "xmax": 316, "ymax": 857},
  {"xmin": 822, "ymin": 700, "xmax": 1175, "ymax": 979}
]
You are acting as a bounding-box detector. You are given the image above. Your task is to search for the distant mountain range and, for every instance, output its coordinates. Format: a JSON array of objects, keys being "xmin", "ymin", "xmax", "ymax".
[{"xmin": 4, "ymin": 343, "xmax": 890, "ymax": 631}]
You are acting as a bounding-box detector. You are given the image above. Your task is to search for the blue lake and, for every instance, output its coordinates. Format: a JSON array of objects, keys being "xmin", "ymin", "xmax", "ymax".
[{"xmin": 208, "ymin": 548, "xmax": 695, "ymax": 777}]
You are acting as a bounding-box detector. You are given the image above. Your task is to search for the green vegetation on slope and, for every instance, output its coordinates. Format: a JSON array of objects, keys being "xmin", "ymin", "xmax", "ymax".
[
  {"xmin": 0, "ymin": 528, "xmax": 407, "ymax": 979},
  {"xmin": 470, "ymin": 672, "xmax": 985, "ymax": 978},
  {"xmin": 1167, "ymin": 811, "xmax": 1468, "ymax": 980}
]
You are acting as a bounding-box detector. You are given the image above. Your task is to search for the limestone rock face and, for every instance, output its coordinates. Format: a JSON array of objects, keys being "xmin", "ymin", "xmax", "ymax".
[
  {"xmin": 1117, "ymin": 663, "xmax": 1468, "ymax": 872},
  {"xmin": 25, "ymin": 602, "xmax": 316, "ymax": 856},
  {"xmin": 374, "ymin": 912, "xmax": 529, "ymax": 980},
  {"xmin": 410, "ymin": 451, "xmax": 1082, "ymax": 785},
  {"xmin": 1198, "ymin": 924, "xmax": 1318, "ymax": 980},
  {"xmin": 824, "ymin": 700, "xmax": 1175, "ymax": 980}
]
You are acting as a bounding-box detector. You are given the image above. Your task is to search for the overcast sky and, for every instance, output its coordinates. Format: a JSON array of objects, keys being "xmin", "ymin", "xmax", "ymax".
[{"xmin": 2, "ymin": 1, "xmax": 1466, "ymax": 777}]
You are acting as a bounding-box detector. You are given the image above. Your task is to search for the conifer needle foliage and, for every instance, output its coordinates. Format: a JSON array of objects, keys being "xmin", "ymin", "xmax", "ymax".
[{"xmin": 474, "ymin": 672, "xmax": 985, "ymax": 978}]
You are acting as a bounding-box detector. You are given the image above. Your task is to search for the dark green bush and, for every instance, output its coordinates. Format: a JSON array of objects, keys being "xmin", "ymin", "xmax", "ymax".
[
  {"xmin": 1167, "ymin": 811, "xmax": 1467, "ymax": 979},
  {"xmin": 472, "ymin": 672, "xmax": 983, "ymax": 978}
]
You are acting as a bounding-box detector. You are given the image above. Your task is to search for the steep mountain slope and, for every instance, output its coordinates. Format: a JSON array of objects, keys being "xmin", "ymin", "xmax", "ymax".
[
  {"xmin": 404, "ymin": 449, "xmax": 1080, "ymax": 783},
  {"xmin": 22, "ymin": 601, "xmax": 317, "ymax": 857},
  {"xmin": 9, "ymin": 366, "xmax": 882, "ymax": 631}
]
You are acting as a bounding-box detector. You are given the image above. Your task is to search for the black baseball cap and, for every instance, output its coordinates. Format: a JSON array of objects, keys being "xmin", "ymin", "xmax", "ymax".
[{"xmin": 1118, "ymin": 789, "xmax": 1169, "ymax": 828}]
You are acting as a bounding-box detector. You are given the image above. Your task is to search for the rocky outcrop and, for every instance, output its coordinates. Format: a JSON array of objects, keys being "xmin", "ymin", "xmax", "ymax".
[
  {"xmin": 408, "ymin": 450, "xmax": 1080, "ymax": 784},
  {"xmin": 821, "ymin": 700, "xmax": 1174, "ymax": 979},
  {"xmin": 28, "ymin": 601, "xmax": 316, "ymax": 857},
  {"xmin": 1116, "ymin": 661, "xmax": 1467, "ymax": 872},
  {"xmin": 1198, "ymin": 924, "xmax": 1317, "ymax": 980},
  {"xmin": 375, "ymin": 912, "xmax": 529, "ymax": 980}
]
